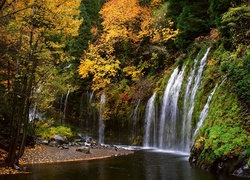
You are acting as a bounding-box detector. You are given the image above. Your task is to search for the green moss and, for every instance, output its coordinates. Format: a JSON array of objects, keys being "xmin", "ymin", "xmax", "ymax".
[{"xmin": 194, "ymin": 81, "xmax": 250, "ymax": 168}]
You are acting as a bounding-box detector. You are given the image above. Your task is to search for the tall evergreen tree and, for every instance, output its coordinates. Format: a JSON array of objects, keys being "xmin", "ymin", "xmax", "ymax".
[
  {"xmin": 70, "ymin": 3, "xmax": 92, "ymax": 58},
  {"xmin": 167, "ymin": 0, "xmax": 211, "ymax": 50}
]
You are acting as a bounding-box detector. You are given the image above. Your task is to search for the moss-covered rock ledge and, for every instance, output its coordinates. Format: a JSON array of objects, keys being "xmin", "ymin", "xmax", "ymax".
[{"xmin": 189, "ymin": 81, "xmax": 250, "ymax": 178}]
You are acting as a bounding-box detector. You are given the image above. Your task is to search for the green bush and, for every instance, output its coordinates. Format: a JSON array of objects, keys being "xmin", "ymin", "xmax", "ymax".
[{"xmin": 35, "ymin": 119, "xmax": 74, "ymax": 140}]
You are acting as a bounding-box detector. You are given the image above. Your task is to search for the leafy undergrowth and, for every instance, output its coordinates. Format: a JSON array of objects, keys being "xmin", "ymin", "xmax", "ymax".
[
  {"xmin": 192, "ymin": 80, "xmax": 250, "ymax": 172},
  {"xmin": 35, "ymin": 119, "xmax": 74, "ymax": 140}
]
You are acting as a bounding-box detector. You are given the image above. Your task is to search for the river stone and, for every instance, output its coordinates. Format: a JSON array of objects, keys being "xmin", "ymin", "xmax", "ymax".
[
  {"xmin": 48, "ymin": 140, "xmax": 59, "ymax": 147},
  {"xmin": 233, "ymin": 163, "xmax": 250, "ymax": 178},
  {"xmin": 52, "ymin": 134, "xmax": 68, "ymax": 145},
  {"xmin": 39, "ymin": 139, "xmax": 49, "ymax": 145},
  {"xmin": 62, "ymin": 144, "xmax": 69, "ymax": 149},
  {"xmin": 76, "ymin": 147, "xmax": 90, "ymax": 154}
]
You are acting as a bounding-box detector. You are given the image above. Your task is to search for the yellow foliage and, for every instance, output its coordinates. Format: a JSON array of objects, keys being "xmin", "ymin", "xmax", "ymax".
[
  {"xmin": 0, "ymin": 0, "xmax": 81, "ymax": 96},
  {"xmin": 123, "ymin": 66, "xmax": 143, "ymax": 82},
  {"xmin": 78, "ymin": 44, "xmax": 121, "ymax": 91},
  {"xmin": 140, "ymin": 17, "xmax": 178, "ymax": 44},
  {"xmin": 150, "ymin": 0, "xmax": 163, "ymax": 9},
  {"xmin": 100, "ymin": 0, "xmax": 150, "ymax": 44}
]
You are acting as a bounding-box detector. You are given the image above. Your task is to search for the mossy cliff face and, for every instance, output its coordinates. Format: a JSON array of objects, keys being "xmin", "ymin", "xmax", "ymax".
[{"xmin": 189, "ymin": 45, "xmax": 250, "ymax": 177}]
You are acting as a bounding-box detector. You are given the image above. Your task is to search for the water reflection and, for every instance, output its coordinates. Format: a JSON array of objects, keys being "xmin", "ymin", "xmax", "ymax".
[{"xmin": 1, "ymin": 150, "xmax": 245, "ymax": 180}]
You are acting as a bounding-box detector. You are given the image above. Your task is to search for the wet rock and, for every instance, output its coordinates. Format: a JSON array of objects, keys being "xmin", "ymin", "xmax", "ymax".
[
  {"xmin": 12, "ymin": 163, "xmax": 20, "ymax": 170},
  {"xmin": 48, "ymin": 140, "xmax": 59, "ymax": 147},
  {"xmin": 85, "ymin": 142, "xmax": 91, "ymax": 147},
  {"xmin": 51, "ymin": 134, "xmax": 68, "ymax": 145},
  {"xmin": 39, "ymin": 140, "xmax": 49, "ymax": 145},
  {"xmin": 62, "ymin": 144, "xmax": 69, "ymax": 149},
  {"xmin": 74, "ymin": 139, "xmax": 83, "ymax": 143},
  {"xmin": 233, "ymin": 160, "xmax": 250, "ymax": 178},
  {"xmin": 76, "ymin": 146, "xmax": 90, "ymax": 154}
]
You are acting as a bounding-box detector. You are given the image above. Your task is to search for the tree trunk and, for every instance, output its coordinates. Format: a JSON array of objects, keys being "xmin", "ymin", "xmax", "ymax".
[{"xmin": 0, "ymin": 0, "xmax": 6, "ymax": 12}]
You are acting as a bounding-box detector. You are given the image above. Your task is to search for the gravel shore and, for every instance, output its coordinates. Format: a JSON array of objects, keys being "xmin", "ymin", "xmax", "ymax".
[{"xmin": 0, "ymin": 144, "xmax": 134, "ymax": 175}]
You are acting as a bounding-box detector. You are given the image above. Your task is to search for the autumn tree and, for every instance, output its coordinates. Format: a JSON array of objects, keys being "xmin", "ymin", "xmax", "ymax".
[
  {"xmin": 78, "ymin": 0, "xmax": 178, "ymax": 91},
  {"xmin": 78, "ymin": 44, "xmax": 120, "ymax": 91},
  {"xmin": 0, "ymin": 0, "xmax": 81, "ymax": 167},
  {"xmin": 100, "ymin": 0, "xmax": 150, "ymax": 52}
]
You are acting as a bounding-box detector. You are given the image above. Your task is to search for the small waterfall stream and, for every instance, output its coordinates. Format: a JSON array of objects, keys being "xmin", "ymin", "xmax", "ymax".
[
  {"xmin": 143, "ymin": 92, "xmax": 156, "ymax": 147},
  {"xmin": 193, "ymin": 84, "xmax": 218, "ymax": 137},
  {"xmin": 132, "ymin": 99, "xmax": 140, "ymax": 138},
  {"xmin": 99, "ymin": 93, "xmax": 106, "ymax": 144},
  {"xmin": 62, "ymin": 89, "xmax": 70, "ymax": 124}
]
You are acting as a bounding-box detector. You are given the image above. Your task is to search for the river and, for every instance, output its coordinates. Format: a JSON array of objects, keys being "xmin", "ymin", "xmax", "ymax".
[{"xmin": 1, "ymin": 148, "xmax": 246, "ymax": 180}]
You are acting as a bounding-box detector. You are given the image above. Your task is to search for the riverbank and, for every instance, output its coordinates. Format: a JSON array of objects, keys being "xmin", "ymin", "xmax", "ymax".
[{"xmin": 0, "ymin": 144, "xmax": 134, "ymax": 175}]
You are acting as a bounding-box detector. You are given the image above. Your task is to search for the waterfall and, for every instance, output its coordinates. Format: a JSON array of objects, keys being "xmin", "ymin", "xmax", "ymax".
[
  {"xmin": 62, "ymin": 89, "xmax": 70, "ymax": 124},
  {"xmin": 181, "ymin": 55, "xmax": 198, "ymax": 151},
  {"xmin": 132, "ymin": 99, "xmax": 140, "ymax": 137},
  {"xmin": 143, "ymin": 92, "xmax": 156, "ymax": 147},
  {"xmin": 99, "ymin": 93, "xmax": 106, "ymax": 144},
  {"xmin": 159, "ymin": 66, "xmax": 185, "ymax": 149},
  {"xmin": 193, "ymin": 84, "xmax": 218, "ymax": 137},
  {"xmin": 133, "ymin": 99, "xmax": 140, "ymax": 121},
  {"xmin": 89, "ymin": 91, "xmax": 94, "ymax": 105},
  {"xmin": 29, "ymin": 106, "xmax": 42, "ymax": 121},
  {"xmin": 181, "ymin": 47, "xmax": 210, "ymax": 152},
  {"xmin": 142, "ymin": 47, "xmax": 211, "ymax": 153}
]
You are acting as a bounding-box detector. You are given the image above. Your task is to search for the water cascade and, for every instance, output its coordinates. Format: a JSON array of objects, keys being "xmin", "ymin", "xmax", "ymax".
[
  {"xmin": 193, "ymin": 84, "xmax": 218, "ymax": 137},
  {"xmin": 29, "ymin": 106, "xmax": 42, "ymax": 121},
  {"xmin": 181, "ymin": 47, "xmax": 211, "ymax": 152},
  {"xmin": 159, "ymin": 66, "xmax": 185, "ymax": 149},
  {"xmin": 89, "ymin": 91, "xmax": 94, "ymax": 105},
  {"xmin": 143, "ymin": 47, "xmax": 211, "ymax": 153},
  {"xmin": 99, "ymin": 93, "xmax": 106, "ymax": 144},
  {"xmin": 62, "ymin": 89, "xmax": 70, "ymax": 124},
  {"xmin": 143, "ymin": 92, "xmax": 156, "ymax": 147},
  {"xmin": 132, "ymin": 99, "xmax": 140, "ymax": 137},
  {"xmin": 29, "ymin": 86, "xmax": 42, "ymax": 121}
]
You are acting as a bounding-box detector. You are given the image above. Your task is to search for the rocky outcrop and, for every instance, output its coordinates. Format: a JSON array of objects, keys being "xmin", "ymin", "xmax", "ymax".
[{"xmin": 189, "ymin": 149, "xmax": 250, "ymax": 178}]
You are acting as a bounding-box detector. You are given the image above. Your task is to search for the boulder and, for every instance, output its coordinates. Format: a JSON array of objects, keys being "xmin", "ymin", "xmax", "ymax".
[
  {"xmin": 48, "ymin": 140, "xmax": 59, "ymax": 147},
  {"xmin": 76, "ymin": 146, "xmax": 90, "ymax": 154},
  {"xmin": 39, "ymin": 139, "xmax": 49, "ymax": 145},
  {"xmin": 233, "ymin": 159, "xmax": 250, "ymax": 178},
  {"xmin": 52, "ymin": 134, "xmax": 68, "ymax": 145},
  {"xmin": 62, "ymin": 144, "xmax": 69, "ymax": 149}
]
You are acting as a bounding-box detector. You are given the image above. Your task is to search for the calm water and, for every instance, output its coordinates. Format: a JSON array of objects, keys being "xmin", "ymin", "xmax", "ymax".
[{"xmin": 1, "ymin": 149, "xmax": 246, "ymax": 180}]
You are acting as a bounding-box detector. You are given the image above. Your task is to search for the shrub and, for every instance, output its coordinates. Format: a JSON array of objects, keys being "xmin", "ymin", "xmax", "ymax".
[{"xmin": 35, "ymin": 119, "xmax": 74, "ymax": 140}]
